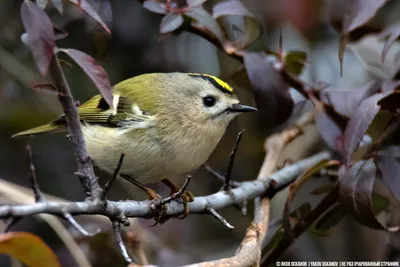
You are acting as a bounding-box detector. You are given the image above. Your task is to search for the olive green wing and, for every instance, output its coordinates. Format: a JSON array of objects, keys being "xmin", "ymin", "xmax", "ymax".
[{"xmin": 12, "ymin": 95, "xmax": 153, "ymax": 138}]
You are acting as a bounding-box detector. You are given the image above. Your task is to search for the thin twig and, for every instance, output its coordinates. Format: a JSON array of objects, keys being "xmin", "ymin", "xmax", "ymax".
[
  {"xmin": 62, "ymin": 211, "xmax": 101, "ymax": 237},
  {"xmin": 25, "ymin": 144, "xmax": 45, "ymax": 202},
  {"xmin": 159, "ymin": 176, "xmax": 191, "ymax": 206},
  {"xmin": 49, "ymin": 56, "xmax": 102, "ymax": 200},
  {"xmin": 203, "ymin": 165, "xmax": 241, "ymax": 188},
  {"xmin": 206, "ymin": 206, "xmax": 234, "ymax": 230},
  {"xmin": 224, "ymin": 130, "xmax": 244, "ymax": 191},
  {"xmin": 3, "ymin": 217, "xmax": 22, "ymax": 233},
  {"xmin": 102, "ymin": 153, "xmax": 125, "ymax": 200},
  {"xmin": 112, "ymin": 220, "xmax": 132, "ymax": 263}
]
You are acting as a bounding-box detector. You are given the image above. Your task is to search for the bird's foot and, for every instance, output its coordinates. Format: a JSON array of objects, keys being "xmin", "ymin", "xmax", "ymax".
[{"xmin": 161, "ymin": 177, "xmax": 194, "ymax": 219}]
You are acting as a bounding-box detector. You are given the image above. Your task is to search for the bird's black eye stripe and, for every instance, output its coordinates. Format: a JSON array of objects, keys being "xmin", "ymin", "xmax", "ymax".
[{"xmin": 203, "ymin": 96, "xmax": 216, "ymax": 107}]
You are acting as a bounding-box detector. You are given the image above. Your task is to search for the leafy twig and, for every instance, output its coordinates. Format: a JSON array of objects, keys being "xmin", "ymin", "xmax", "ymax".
[{"xmin": 262, "ymin": 187, "xmax": 338, "ymax": 264}]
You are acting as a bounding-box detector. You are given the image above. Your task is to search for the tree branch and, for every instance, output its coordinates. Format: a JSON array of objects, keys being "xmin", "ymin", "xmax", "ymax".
[
  {"xmin": 0, "ymin": 151, "xmax": 330, "ymax": 220},
  {"xmin": 48, "ymin": 55, "xmax": 102, "ymax": 200}
]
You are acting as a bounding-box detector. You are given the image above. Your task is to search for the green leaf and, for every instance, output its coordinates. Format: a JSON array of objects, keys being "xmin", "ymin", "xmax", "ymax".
[
  {"xmin": 0, "ymin": 232, "xmax": 60, "ymax": 267},
  {"xmin": 284, "ymin": 50, "xmax": 307, "ymax": 76}
]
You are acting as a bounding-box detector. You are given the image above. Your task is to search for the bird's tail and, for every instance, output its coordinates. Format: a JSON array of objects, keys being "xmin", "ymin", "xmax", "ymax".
[{"xmin": 12, "ymin": 122, "xmax": 66, "ymax": 138}]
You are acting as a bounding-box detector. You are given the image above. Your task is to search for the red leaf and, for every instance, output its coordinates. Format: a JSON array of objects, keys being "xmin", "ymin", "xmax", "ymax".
[
  {"xmin": 68, "ymin": 0, "xmax": 111, "ymax": 34},
  {"xmin": 212, "ymin": 0, "xmax": 255, "ymax": 19},
  {"xmin": 21, "ymin": 1, "xmax": 56, "ymax": 76},
  {"xmin": 343, "ymin": 93, "xmax": 385, "ymax": 164},
  {"xmin": 60, "ymin": 49, "xmax": 113, "ymax": 107},
  {"xmin": 160, "ymin": 13, "xmax": 184, "ymax": 34},
  {"xmin": 338, "ymin": 160, "xmax": 385, "ymax": 230},
  {"xmin": 0, "ymin": 232, "xmax": 60, "ymax": 267}
]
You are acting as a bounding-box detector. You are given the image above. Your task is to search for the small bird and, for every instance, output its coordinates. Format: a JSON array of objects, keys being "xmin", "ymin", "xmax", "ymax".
[{"xmin": 13, "ymin": 73, "xmax": 257, "ymax": 215}]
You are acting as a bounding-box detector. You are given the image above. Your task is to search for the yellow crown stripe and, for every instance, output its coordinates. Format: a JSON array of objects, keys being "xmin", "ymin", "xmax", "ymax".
[{"xmin": 188, "ymin": 73, "xmax": 234, "ymax": 94}]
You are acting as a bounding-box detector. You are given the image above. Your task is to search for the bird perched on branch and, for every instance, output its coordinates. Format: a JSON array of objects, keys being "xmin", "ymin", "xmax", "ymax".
[{"xmin": 13, "ymin": 72, "xmax": 257, "ymax": 218}]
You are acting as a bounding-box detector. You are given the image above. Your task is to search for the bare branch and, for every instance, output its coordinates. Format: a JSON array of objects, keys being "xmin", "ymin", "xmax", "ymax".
[
  {"xmin": 112, "ymin": 220, "xmax": 133, "ymax": 263},
  {"xmin": 49, "ymin": 55, "xmax": 102, "ymax": 200},
  {"xmin": 206, "ymin": 206, "xmax": 234, "ymax": 230},
  {"xmin": 0, "ymin": 151, "xmax": 330, "ymax": 220},
  {"xmin": 25, "ymin": 144, "xmax": 45, "ymax": 202}
]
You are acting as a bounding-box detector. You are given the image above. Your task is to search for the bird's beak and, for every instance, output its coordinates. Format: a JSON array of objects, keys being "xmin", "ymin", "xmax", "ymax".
[{"xmin": 227, "ymin": 103, "xmax": 258, "ymax": 113}]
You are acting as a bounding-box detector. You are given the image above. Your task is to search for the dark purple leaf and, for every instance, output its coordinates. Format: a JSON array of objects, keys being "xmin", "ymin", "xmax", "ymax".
[
  {"xmin": 187, "ymin": 0, "xmax": 207, "ymax": 8},
  {"xmin": 36, "ymin": 0, "xmax": 49, "ymax": 9},
  {"xmin": 338, "ymin": 160, "xmax": 384, "ymax": 229},
  {"xmin": 68, "ymin": 0, "xmax": 111, "ymax": 34},
  {"xmin": 21, "ymin": 1, "xmax": 56, "ymax": 76},
  {"xmin": 186, "ymin": 7, "xmax": 225, "ymax": 44},
  {"xmin": 321, "ymin": 80, "xmax": 380, "ymax": 118},
  {"xmin": 242, "ymin": 52, "xmax": 293, "ymax": 128},
  {"xmin": 344, "ymin": 93, "xmax": 385, "ymax": 164},
  {"xmin": 381, "ymin": 23, "xmax": 400, "ymax": 63},
  {"xmin": 342, "ymin": 0, "xmax": 387, "ymax": 33},
  {"xmin": 60, "ymin": 49, "xmax": 112, "ymax": 107},
  {"xmin": 51, "ymin": 0, "xmax": 63, "ymax": 14},
  {"xmin": 143, "ymin": 0, "xmax": 166, "ymax": 14},
  {"xmin": 377, "ymin": 146, "xmax": 400, "ymax": 200},
  {"xmin": 212, "ymin": 0, "xmax": 255, "ymax": 19},
  {"xmin": 160, "ymin": 13, "xmax": 183, "ymax": 33},
  {"xmin": 315, "ymin": 104, "xmax": 347, "ymax": 153},
  {"xmin": 336, "ymin": 0, "xmax": 387, "ymax": 75}
]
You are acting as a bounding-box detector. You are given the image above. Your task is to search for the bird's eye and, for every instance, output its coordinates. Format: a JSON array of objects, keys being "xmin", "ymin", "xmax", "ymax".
[{"xmin": 203, "ymin": 96, "xmax": 216, "ymax": 107}]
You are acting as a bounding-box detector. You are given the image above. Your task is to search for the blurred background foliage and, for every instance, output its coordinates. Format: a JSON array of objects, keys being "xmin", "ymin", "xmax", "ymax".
[{"xmin": 0, "ymin": 0, "xmax": 400, "ymax": 266}]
